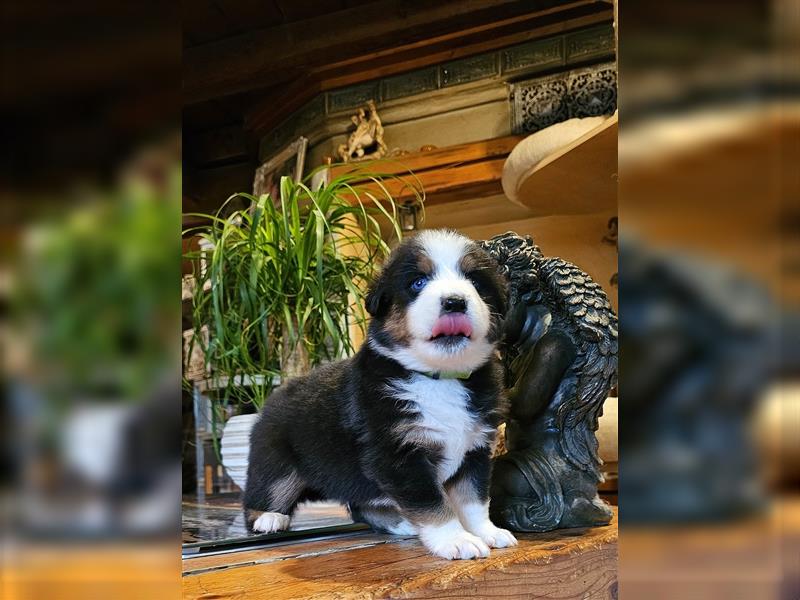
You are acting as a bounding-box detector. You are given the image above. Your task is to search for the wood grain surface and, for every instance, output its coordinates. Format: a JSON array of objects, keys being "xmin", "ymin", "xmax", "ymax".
[
  {"xmin": 512, "ymin": 114, "xmax": 617, "ymax": 216},
  {"xmin": 331, "ymin": 135, "xmax": 523, "ymax": 208},
  {"xmin": 183, "ymin": 508, "xmax": 618, "ymax": 599}
]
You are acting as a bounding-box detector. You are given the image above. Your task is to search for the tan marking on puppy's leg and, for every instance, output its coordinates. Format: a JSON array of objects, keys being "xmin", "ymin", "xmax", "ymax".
[
  {"xmin": 353, "ymin": 504, "xmax": 416, "ymax": 535},
  {"xmin": 446, "ymin": 476, "xmax": 517, "ymax": 549},
  {"xmin": 267, "ymin": 471, "xmax": 306, "ymax": 513},
  {"xmin": 365, "ymin": 496, "xmax": 401, "ymax": 509},
  {"xmin": 245, "ymin": 508, "xmax": 264, "ymax": 527}
]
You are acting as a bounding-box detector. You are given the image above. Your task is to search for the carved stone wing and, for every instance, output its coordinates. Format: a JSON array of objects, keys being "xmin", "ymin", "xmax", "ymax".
[{"xmin": 536, "ymin": 257, "xmax": 617, "ymax": 474}]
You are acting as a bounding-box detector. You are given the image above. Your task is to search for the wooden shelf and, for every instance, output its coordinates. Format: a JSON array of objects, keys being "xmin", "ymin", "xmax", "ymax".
[
  {"xmin": 331, "ymin": 135, "xmax": 523, "ymax": 207},
  {"xmin": 511, "ymin": 113, "xmax": 617, "ymax": 216}
]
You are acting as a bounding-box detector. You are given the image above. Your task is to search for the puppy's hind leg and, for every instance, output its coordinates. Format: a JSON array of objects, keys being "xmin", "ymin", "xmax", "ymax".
[
  {"xmin": 350, "ymin": 503, "xmax": 417, "ymax": 536},
  {"xmin": 243, "ymin": 466, "xmax": 306, "ymax": 534}
]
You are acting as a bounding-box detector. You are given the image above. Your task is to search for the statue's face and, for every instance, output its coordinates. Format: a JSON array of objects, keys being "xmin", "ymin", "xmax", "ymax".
[{"xmin": 366, "ymin": 230, "xmax": 507, "ymax": 374}]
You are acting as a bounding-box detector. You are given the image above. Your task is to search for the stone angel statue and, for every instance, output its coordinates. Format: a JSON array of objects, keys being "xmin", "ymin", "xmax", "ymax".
[{"xmin": 481, "ymin": 232, "xmax": 618, "ymax": 531}]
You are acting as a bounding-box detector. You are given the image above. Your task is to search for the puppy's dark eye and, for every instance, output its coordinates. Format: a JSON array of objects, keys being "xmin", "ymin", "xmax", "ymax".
[{"xmin": 410, "ymin": 276, "xmax": 428, "ymax": 292}]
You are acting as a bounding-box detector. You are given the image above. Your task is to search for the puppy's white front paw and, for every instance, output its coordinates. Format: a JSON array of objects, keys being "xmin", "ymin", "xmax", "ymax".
[
  {"xmin": 471, "ymin": 522, "xmax": 518, "ymax": 548},
  {"xmin": 428, "ymin": 530, "xmax": 490, "ymax": 560},
  {"xmin": 420, "ymin": 520, "xmax": 491, "ymax": 560},
  {"xmin": 252, "ymin": 512, "xmax": 290, "ymax": 533}
]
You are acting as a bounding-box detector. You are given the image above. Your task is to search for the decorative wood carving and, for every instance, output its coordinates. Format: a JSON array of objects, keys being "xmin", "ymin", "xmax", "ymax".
[
  {"xmin": 336, "ymin": 100, "xmax": 387, "ymax": 163},
  {"xmin": 254, "ymin": 23, "xmax": 614, "ymax": 154},
  {"xmin": 511, "ymin": 63, "xmax": 617, "ymax": 134}
]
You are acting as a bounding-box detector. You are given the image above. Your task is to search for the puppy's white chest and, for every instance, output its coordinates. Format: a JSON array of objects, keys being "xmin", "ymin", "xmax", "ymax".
[{"xmin": 392, "ymin": 375, "xmax": 487, "ymax": 483}]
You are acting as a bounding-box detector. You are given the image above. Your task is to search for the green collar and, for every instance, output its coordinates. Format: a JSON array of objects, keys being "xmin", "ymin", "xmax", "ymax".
[{"xmin": 418, "ymin": 370, "xmax": 472, "ymax": 380}]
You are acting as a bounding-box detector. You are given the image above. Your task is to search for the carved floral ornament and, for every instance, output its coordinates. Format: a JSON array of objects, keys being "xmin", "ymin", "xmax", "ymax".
[{"xmin": 512, "ymin": 63, "xmax": 617, "ymax": 134}]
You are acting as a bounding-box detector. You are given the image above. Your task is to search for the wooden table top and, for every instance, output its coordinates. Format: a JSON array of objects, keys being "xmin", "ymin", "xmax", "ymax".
[{"xmin": 183, "ymin": 508, "xmax": 618, "ymax": 599}]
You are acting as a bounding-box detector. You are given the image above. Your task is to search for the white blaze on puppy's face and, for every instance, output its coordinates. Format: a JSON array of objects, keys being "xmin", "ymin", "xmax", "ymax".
[{"xmin": 401, "ymin": 230, "xmax": 494, "ymax": 373}]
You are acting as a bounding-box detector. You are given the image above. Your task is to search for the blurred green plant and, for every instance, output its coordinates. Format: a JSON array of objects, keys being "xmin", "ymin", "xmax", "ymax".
[
  {"xmin": 14, "ymin": 161, "xmax": 181, "ymax": 403},
  {"xmin": 182, "ymin": 168, "xmax": 422, "ymax": 414}
]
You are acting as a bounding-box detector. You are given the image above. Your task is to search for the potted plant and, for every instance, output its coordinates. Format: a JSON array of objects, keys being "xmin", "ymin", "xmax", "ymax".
[{"xmin": 183, "ymin": 169, "xmax": 420, "ymax": 487}]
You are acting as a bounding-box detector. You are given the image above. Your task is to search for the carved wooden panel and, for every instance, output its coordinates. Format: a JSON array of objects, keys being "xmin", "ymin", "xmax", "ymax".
[{"xmin": 511, "ymin": 62, "xmax": 617, "ymax": 134}]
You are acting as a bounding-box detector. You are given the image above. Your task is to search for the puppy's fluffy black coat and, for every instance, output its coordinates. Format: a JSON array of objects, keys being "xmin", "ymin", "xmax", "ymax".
[{"xmin": 244, "ymin": 230, "xmax": 516, "ymax": 559}]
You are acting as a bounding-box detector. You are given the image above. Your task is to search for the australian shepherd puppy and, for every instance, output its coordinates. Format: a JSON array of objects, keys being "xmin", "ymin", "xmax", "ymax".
[{"xmin": 244, "ymin": 229, "xmax": 517, "ymax": 559}]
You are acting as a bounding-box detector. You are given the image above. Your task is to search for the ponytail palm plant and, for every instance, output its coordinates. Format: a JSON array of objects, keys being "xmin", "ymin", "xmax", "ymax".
[{"xmin": 183, "ymin": 169, "xmax": 421, "ymax": 414}]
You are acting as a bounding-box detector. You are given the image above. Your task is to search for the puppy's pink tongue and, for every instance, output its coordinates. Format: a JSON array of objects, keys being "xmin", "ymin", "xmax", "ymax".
[{"xmin": 431, "ymin": 313, "xmax": 472, "ymax": 338}]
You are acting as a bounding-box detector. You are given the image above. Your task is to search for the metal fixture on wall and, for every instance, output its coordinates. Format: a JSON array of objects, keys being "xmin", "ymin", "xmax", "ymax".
[
  {"xmin": 399, "ymin": 202, "xmax": 420, "ymax": 231},
  {"xmin": 602, "ymin": 216, "xmax": 618, "ymax": 287}
]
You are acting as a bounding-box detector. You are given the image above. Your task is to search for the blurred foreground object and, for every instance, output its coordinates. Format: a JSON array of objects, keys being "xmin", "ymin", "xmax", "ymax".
[
  {"xmin": 617, "ymin": 0, "xmax": 798, "ymax": 596},
  {"xmin": 6, "ymin": 141, "xmax": 181, "ymax": 538},
  {"xmin": 620, "ymin": 499, "xmax": 798, "ymax": 600},
  {"xmin": 2, "ymin": 2, "xmax": 181, "ymax": 597},
  {"xmin": 3, "ymin": 542, "xmax": 180, "ymax": 600},
  {"xmin": 619, "ymin": 238, "xmax": 776, "ymax": 522},
  {"xmin": 483, "ymin": 232, "xmax": 618, "ymax": 531}
]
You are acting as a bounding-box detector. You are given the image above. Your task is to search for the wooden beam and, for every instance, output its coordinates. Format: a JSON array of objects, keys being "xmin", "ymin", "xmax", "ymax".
[
  {"xmin": 184, "ymin": 0, "xmax": 597, "ymax": 105},
  {"xmin": 331, "ymin": 135, "xmax": 523, "ymax": 206},
  {"xmin": 332, "ymin": 135, "xmax": 522, "ymax": 178},
  {"xmin": 342, "ymin": 158, "xmax": 508, "ymax": 206},
  {"xmin": 185, "ymin": 124, "xmax": 250, "ymax": 167}
]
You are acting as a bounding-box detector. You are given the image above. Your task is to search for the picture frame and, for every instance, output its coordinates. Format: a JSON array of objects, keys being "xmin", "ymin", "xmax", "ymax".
[{"xmin": 253, "ymin": 136, "xmax": 308, "ymax": 201}]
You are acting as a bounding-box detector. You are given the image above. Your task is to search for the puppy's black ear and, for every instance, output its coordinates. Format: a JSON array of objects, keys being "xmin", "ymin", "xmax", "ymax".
[
  {"xmin": 366, "ymin": 273, "xmax": 389, "ymax": 318},
  {"xmin": 483, "ymin": 270, "xmax": 508, "ymax": 321}
]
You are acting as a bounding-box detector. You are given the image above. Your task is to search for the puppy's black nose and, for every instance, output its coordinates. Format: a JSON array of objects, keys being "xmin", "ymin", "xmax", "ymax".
[{"xmin": 442, "ymin": 296, "xmax": 467, "ymax": 313}]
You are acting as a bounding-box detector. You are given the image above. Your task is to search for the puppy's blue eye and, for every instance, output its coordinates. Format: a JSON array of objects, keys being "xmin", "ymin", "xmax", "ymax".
[{"xmin": 410, "ymin": 276, "xmax": 428, "ymax": 292}]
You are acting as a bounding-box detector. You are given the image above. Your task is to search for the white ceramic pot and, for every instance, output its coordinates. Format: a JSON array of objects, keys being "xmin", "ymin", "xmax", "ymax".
[{"xmin": 220, "ymin": 413, "xmax": 259, "ymax": 490}]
